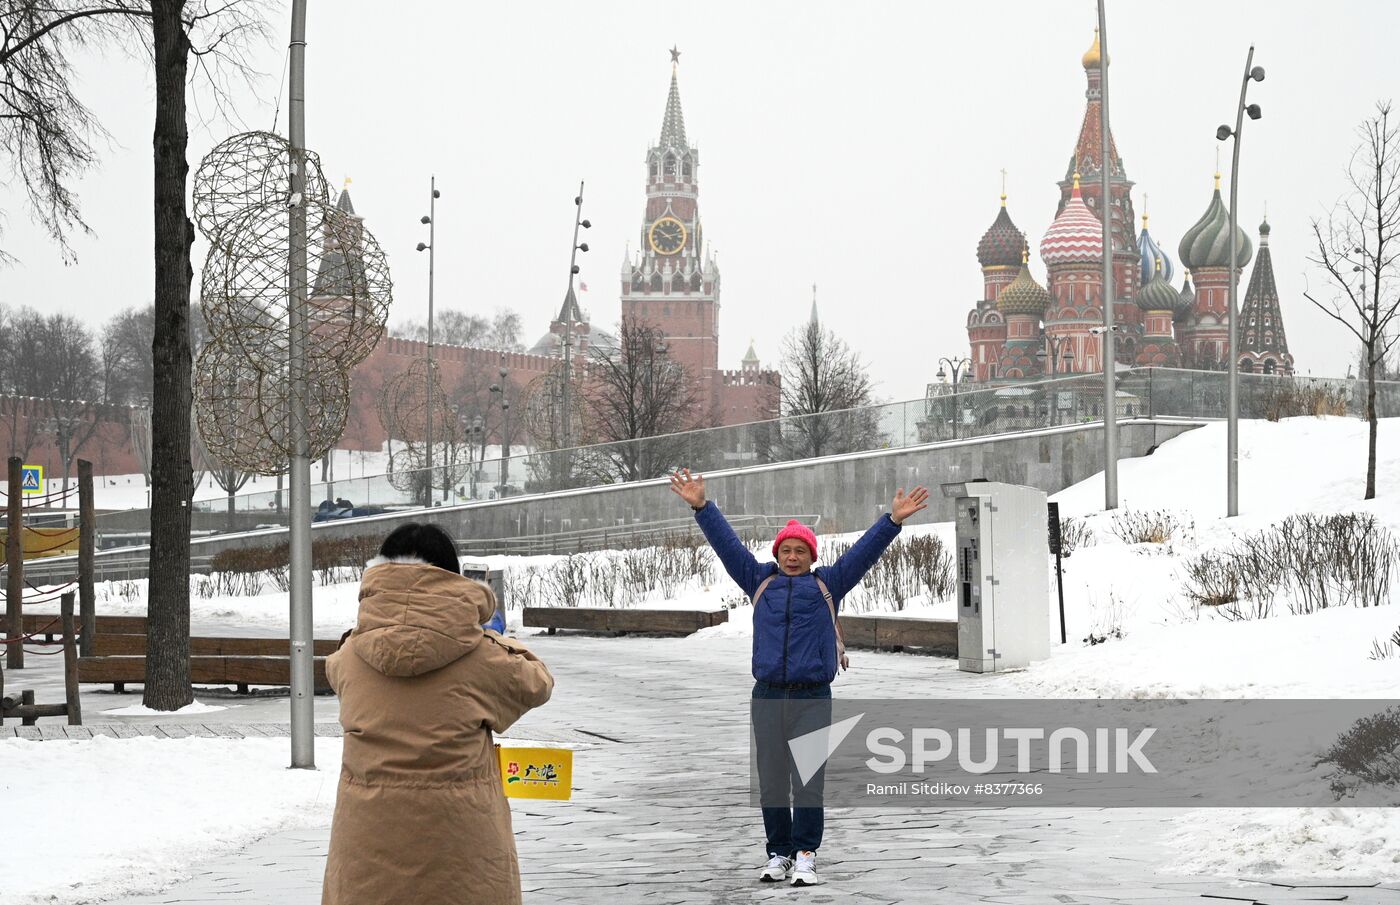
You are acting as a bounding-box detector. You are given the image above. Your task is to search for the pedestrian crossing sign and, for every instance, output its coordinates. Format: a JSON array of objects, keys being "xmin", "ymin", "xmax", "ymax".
[{"xmin": 20, "ymin": 465, "xmax": 43, "ymax": 495}]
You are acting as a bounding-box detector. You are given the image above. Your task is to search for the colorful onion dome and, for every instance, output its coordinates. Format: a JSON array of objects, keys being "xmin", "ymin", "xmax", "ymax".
[
  {"xmin": 1040, "ymin": 173, "xmax": 1104, "ymax": 266},
  {"xmin": 996, "ymin": 252, "xmax": 1050, "ymax": 316},
  {"xmin": 1135, "ymin": 258, "xmax": 1179, "ymax": 312},
  {"xmin": 1174, "ymin": 271, "xmax": 1196, "ymax": 321},
  {"xmin": 976, "ymin": 197, "xmax": 1027, "ymax": 268},
  {"xmin": 1082, "ymin": 28, "xmax": 1106, "ymax": 70},
  {"xmin": 1137, "ymin": 211, "xmax": 1174, "ymax": 285},
  {"xmin": 1178, "ymin": 173, "xmax": 1253, "ymax": 270}
]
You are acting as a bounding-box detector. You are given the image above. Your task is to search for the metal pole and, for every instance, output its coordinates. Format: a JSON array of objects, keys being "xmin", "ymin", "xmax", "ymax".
[
  {"xmin": 6, "ymin": 457, "xmax": 23, "ymax": 670},
  {"xmin": 1097, "ymin": 0, "xmax": 1118, "ymax": 511},
  {"xmin": 1226, "ymin": 46, "xmax": 1255, "ymax": 519},
  {"xmin": 286, "ymin": 0, "xmax": 314, "ymax": 770},
  {"xmin": 562, "ymin": 181, "xmax": 584, "ymax": 456},
  {"xmin": 425, "ymin": 175, "xmax": 436, "ymax": 507}
]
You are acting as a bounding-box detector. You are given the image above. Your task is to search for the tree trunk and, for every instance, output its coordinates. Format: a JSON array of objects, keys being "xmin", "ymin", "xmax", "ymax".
[
  {"xmin": 1367, "ymin": 342, "xmax": 1378, "ymax": 500},
  {"xmin": 226, "ymin": 488, "xmax": 235, "ymax": 531},
  {"xmin": 144, "ymin": 0, "xmax": 194, "ymax": 711}
]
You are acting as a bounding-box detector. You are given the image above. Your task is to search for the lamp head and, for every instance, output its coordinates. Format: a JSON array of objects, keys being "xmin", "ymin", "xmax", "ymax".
[
  {"xmin": 420, "ymin": 215, "xmax": 431, "ymax": 225},
  {"xmin": 1250, "ymin": 65, "xmax": 1265, "ymax": 82},
  {"xmin": 579, "ymin": 242, "xmax": 589, "ymax": 253},
  {"xmin": 416, "ymin": 242, "xmax": 428, "ymax": 252},
  {"xmin": 1216, "ymin": 124, "xmax": 1233, "ymax": 141},
  {"xmin": 432, "ymin": 188, "xmax": 441, "ymax": 199},
  {"xmin": 571, "ymin": 264, "xmax": 581, "ymax": 274},
  {"xmin": 936, "ymin": 366, "xmax": 946, "ymax": 379},
  {"xmin": 581, "ymin": 219, "xmax": 591, "ymax": 229},
  {"xmin": 1246, "ymin": 103, "xmax": 1262, "ymax": 121},
  {"xmin": 575, "ymin": 195, "xmax": 582, "ymax": 206}
]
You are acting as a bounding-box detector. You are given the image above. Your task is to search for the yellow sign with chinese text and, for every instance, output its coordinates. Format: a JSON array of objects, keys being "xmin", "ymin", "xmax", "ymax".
[{"xmin": 498, "ymin": 746, "xmax": 572, "ymax": 800}]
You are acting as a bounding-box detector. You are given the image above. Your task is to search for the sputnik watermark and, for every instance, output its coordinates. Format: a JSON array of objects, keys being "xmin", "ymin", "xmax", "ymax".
[
  {"xmin": 864, "ymin": 726, "xmax": 1158, "ymax": 774},
  {"xmin": 750, "ymin": 699, "xmax": 1400, "ymax": 808}
]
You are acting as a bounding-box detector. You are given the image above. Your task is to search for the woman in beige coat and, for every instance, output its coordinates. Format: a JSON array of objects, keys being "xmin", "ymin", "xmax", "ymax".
[{"xmin": 322, "ymin": 523, "xmax": 554, "ymax": 905}]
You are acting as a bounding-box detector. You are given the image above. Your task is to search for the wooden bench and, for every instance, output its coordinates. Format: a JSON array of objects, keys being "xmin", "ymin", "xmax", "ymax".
[
  {"xmin": 78, "ymin": 655, "xmax": 331, "ymax": 694},
  {"xmin": 839, "ymin": 614, "xmax": 957, "ymax": 655},
  {"xmin": 523, "ymin": 606, "xmax": 728, "ymax": 636},
  {"xmin": 89, "ymin": 635, "xmax": 339, "ymax": 657},
  {"xmin": 21, "ymin": 613, "xmax": 146, "ymax": 641}
]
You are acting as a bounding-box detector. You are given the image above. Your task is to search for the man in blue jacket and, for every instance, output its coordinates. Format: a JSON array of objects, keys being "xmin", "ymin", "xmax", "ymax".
[{"xmin": 669, "ymin": 468, "xmax": 929, "ymax": 888}]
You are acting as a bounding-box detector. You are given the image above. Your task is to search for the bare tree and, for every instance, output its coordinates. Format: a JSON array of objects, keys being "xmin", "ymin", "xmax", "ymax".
[
  {"xmin": 1305, "ymin": 102, "xmax": 1400, "ymax": 501},
  {"xmin": 391, "ymin": 306, "xmax": 526, "ymax": 351},
  {"xmin": 778, "ymin": 318, "xmax": 882, "ymax": 458},
  {"xmin": 582, "ymin": 317, "xmax": 701, "ymax": 482},
  {"xmin": 36, "ymin": 312, "xmax": 103, "ymax": 489},
  {"xmin": 102, "ymin": 305, "xmax": 157, "ymax": 405}
]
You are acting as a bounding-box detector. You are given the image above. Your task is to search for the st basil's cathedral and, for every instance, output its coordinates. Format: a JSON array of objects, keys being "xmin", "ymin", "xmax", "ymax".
[{"xmin": 966, "ymin": 31, "xmax": 1294, "ymax": 384}]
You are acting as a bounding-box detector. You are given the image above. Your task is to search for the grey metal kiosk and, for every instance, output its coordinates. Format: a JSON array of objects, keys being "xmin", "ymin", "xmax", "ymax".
[{"xmin": 942, "ymin": 481, "xmax": 1051, "ymax": 673}]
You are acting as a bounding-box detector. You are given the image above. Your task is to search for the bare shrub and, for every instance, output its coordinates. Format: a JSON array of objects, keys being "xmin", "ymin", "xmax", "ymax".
[
  {"xmin": 831, "ymin": 533, "xmax": 953, "ymax": 612},
  {"xmin": 1321, "ymin": 705, "xmax": 1400, "ymax": 800},
  {"xmin": 1180, "ymin": 513, "xmax": 1399, "ymax": 621},
  {"xmin": 540, "ymin": 556, "xmax": 589, "ymax": 608},
  {"xmin": 1059, "ymin": 517, "xmax": 1093, "ymax": 557},
  {"xmin": 191, "ymin": 575, "xmax": 216, "ymax": 599},
  {"xmin": 1254, "ymin": 379, "xmax": 1350, "ymax": 422},
  {"xmin": 1368, "ymin": 625, "xmax": 1400, "ymax": 661},
  {"xmin": 1111, "ymin": 510, "xmax": 1188, "ymax": 545},
  {"xmin": 1083, "ymin": 590, "xmax": 1129, "ymax": 645}
]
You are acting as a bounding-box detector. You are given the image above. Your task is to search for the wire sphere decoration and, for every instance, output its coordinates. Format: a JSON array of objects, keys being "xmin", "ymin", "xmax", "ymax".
[
  {"xmin": 200, "ymin": 197, "xmax": 392, "ymax": 375},
  {"xmin": 192, "ymin": 130, "xmax": 330, "ymax": 244},
  {"xmin": 379, "ymin": 358, "xmax": 473, "ymax": 495},
  {"xmin": 193, "ymin": 336, "xmax": 350, "ymax": 476},
  {"xmin": 521, "ymin": 369, "xmax": 585, "ymax": 452}
]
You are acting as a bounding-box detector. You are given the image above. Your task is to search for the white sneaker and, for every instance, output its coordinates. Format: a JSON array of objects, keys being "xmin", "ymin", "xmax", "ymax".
[
  {"xmin": 791, "ymin": 850, "xmax": 821, "ymax": 886},
  {"xmin": 759, "ymin": 853, "xmax": 793, "ymax": 882}
]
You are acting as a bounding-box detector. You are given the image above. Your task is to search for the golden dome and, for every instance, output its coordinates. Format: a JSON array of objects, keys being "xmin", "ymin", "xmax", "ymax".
[{"xmin": 1082, "ymin": 28, "xmax": 1106, "ymax": 70}]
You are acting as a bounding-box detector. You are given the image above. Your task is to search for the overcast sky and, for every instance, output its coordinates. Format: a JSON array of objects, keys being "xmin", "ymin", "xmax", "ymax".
[{"xmin": 2, "ymin": 0, "xmax": 1396, "ymax": 401}]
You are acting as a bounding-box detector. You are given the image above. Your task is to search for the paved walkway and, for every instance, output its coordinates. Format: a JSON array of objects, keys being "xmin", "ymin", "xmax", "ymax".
[{"xmin": 10, "ymin": 632, "xmax": 1400, "ymax": 904}]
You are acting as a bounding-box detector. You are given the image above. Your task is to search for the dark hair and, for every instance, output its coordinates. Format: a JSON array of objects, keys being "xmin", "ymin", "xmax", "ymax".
[{"xmin": 377, "ymin": 523, "xmax": 460, "ymax": 575}]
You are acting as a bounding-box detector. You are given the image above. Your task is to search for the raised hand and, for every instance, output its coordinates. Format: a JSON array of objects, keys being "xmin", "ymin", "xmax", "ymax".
[
  {"xmin": 891, "ymin": 486, "xmax": 930, "ymax": 525},
  {"xmin": 669, "ymin": 468, "xmax": 707, "ymax": 509}
]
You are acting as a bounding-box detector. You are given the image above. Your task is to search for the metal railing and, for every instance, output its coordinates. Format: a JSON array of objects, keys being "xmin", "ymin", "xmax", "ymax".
[{"xmin": 70, "ymin": 366, "xmax": 1400, "ymax": 549}]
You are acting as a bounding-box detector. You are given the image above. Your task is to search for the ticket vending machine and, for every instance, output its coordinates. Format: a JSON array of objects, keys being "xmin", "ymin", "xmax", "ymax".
[{"xmin": 942, "ymin": 481, "xmax": 1051, "ymax": 673}]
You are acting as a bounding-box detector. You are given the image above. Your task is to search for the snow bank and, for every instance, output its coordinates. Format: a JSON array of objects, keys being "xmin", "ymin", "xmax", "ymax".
[
  {"xmin": 1167, "ymin": 808, "xmax": 1400, "ymax": 881},
  {"xmin": 1, "ymin": 736, "xmax": 341, "ymax": 905}
]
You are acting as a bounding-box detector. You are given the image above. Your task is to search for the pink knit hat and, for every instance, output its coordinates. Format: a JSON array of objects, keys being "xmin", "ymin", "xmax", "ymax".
[{"xmin": 772, "ymin": 520, "xmax": 819, "ymax": 562}]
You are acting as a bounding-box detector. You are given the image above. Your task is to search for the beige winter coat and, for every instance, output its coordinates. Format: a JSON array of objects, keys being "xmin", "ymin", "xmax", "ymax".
[{"xmin": 321, "ymin": 559, "xmax": 554, "ymax": 905}]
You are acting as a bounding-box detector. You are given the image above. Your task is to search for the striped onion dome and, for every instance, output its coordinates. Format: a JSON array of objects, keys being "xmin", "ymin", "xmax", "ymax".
[
  {"xmin": 1173, "ymin": 271, "xmax": 1196, "ymax": 321},
  {"xmin": 1138, "ymin": 214, "xmax": 1174, "ymax": 285},
  {"xmin": 1135, "ymin": 258, "xmax": 1179, "ymax": 312},
  {"xmin": 976, "ymin": 198, "xmax": 1027, "ymax": 268},
  {"xmin": 1040, "ymin": 174, "xmax": 1104, "ymax": 266},
  {"xmin": 996, "ymin": 255, "xmax": 1050, "ymax": 316},
  {"xmin": 1178, "ymin": 174, "xmax": 1253, "ymax": 270}
]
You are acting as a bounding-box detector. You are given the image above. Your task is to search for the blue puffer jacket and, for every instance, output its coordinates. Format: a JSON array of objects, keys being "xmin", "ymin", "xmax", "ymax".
[{"xmin": 694, "ymin": 503, "xmax": 901, "ymax": 685}]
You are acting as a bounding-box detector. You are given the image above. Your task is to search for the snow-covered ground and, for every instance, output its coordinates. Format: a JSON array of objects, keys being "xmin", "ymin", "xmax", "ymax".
[
  {"xmin": 12, "ymin": 416, "xmax": 1400, "ymax": 893},
  {"xmin": 1, "ymin": 737, "xmax": 341, "ymax": 905}
]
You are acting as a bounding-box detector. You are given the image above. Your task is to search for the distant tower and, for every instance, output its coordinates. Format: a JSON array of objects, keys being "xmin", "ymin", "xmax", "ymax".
[
  {"xmin": 1041, "ymin": 173, "xmax": 1106, "ymax": 373},
  {"xmin": 1058, "ymin": 29, "xmax": 1142, "ymax": 357},
  {"xmin": 1237, "ymin": 217, "xmax": 1294, "ymax": 375},
  {"xmin": 620, "ymin": 48, "xmax": 720, "ymax": 382},
  {"xmin": 967, "ymin": 186, "xmax": 1024, "ymax": 381},
  {"xmin": 1134, "ymin": 257, "xmax": 1185, "ymax": 367},
  {"xmin": 995, "ymin": 251, "xmax": 1051, "ymax": 379},
  {"xmin": 742, "ymin": 339, "xmax": 761, "ymax": 376},
  {"xmin": 1177, "ymin": 172, "xmax": 1253, "ymax": 371}
]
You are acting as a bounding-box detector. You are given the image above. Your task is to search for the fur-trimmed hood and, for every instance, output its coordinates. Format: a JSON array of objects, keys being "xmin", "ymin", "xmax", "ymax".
[{"xmin": 350, "ymin": 557, "xmax": 499, "ymax": 677}]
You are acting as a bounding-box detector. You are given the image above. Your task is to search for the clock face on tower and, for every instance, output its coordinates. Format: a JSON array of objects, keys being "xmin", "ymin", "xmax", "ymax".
[{"xmin": 648, "ymin": 216, "xmax": 687, "ymax": 255}]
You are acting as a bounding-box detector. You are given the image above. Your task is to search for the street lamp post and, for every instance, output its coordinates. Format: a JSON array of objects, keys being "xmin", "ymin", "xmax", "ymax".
[
  {"xmin": 1216, "ymin": 47, "xmax": 1265, "ymax": 518},
  {"xmin": 415, "ymin": 178, "xmax": 441, "ymax": 507},
  {"xmin": 490, "ymin": 358, "xmax": 510, "ymax": 497},
  {"xmin": 1096, "ymin": 0, "xmax": 1119, "ymax": 512},
  {"xmin": 936, "ymin": 357, "xmax": 971, "ymax": 440},
  {"xmin": 561, "ymin": 183, "xmax": 592, "ymax": 462}
]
